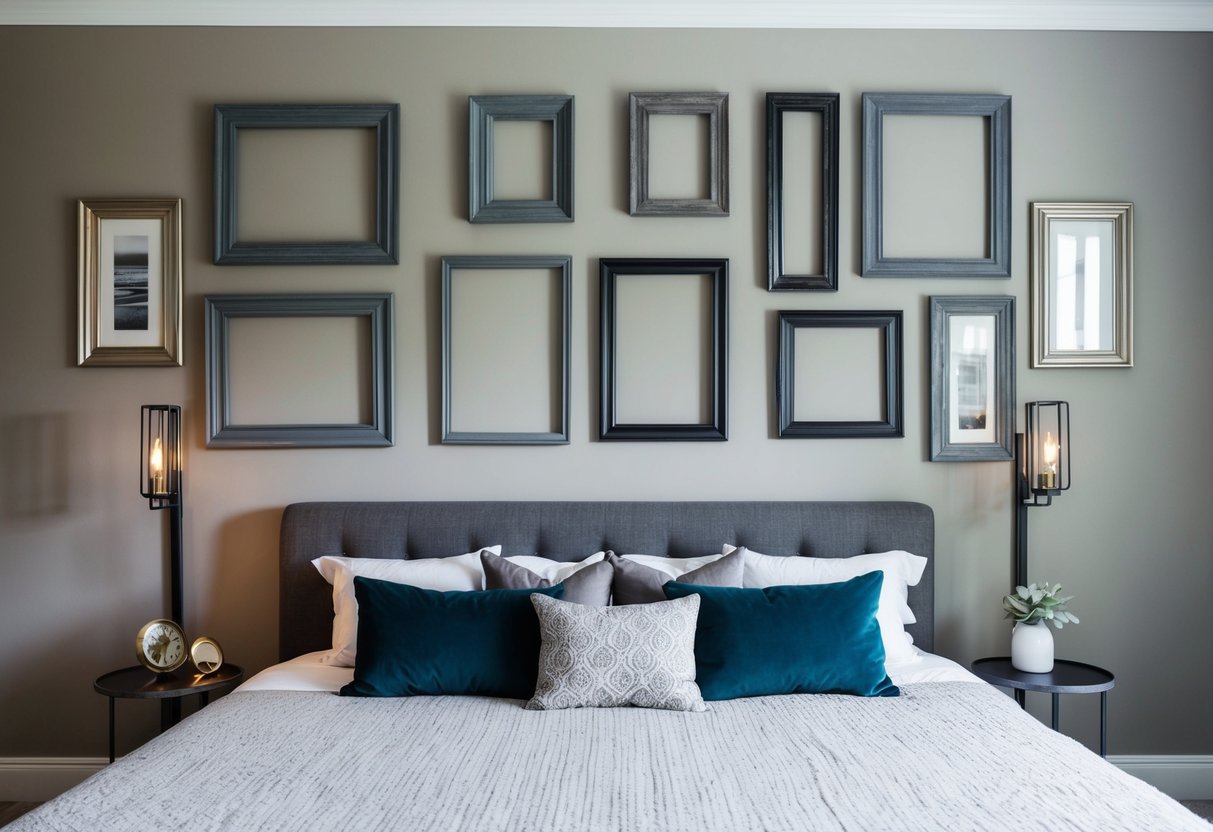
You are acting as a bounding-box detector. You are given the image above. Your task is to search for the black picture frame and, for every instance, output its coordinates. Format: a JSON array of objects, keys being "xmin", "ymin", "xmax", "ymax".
[
  {"xmin": 861, "ymin": 93, "xmax": 1011, "ymax": 278},
  {"xmin": 441, "ymin": 255, "xmax": 572, "ymax": 444},
  {"xmin": 767, "ymin": 92, "xmax": 840, "ymax": 291},
  {"xmin": 600, "ymin": 258, "xmax": 728, "ymax": 441},
  {"xmin": 468, "ymin": 95, "xmax": 574, "ymax": 223},
  {"xmin": 213, "ymin": 104, "xmax": 400, "ymax": 265},
  {"xmin": 929, "ymin": 295, "xmax": 1015, "ymax": 461},
  {"xmin": 629, "ymin": 93, "xmax": 729, "ymax": 217},
  {"xmin": 204, "ymin": 293, "xmax": 394, "ymax": 448},
  {"xmin": 777, "ymin": 310, "xmax": 903, "ymax": 438}
]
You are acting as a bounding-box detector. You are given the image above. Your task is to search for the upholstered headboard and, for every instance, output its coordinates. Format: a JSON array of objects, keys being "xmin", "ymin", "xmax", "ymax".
[{"xmin": 279, "ymin": 501, "xmax": 935, "ymax": 661}]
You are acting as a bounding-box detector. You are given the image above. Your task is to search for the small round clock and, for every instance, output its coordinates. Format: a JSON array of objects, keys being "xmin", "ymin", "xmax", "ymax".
[
  {"xmin": 135, "ymin": 618, "xmax": 188, "ymax": 674},
  {"xmin": 189, "ymin": 636, "xmax": 224, "ymax": 676}
]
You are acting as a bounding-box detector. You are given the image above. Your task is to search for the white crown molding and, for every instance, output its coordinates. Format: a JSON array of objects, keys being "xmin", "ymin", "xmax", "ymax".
[{"xmin": 1, "ymin": 0, "xmax": 1211, "ymax": 31}]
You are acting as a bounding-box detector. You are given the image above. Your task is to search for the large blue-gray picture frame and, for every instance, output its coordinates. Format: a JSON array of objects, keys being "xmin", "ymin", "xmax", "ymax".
[
  {"xmin": 213, "ymin": 104, "xmax": 400, "ymax": 265},
  {"xmin": 204, "ymin": 293, "xmax": 394, "ymax": 448},
  {"xmin": 861, "ymin": 93, "xmax": 1011, "ymax": 278}
]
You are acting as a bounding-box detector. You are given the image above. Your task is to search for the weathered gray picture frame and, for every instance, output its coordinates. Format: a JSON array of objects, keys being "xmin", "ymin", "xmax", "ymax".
[
  {"xmin": 629, "ymin": 92, "xmax": 729, "ymax": 217},
  {"xmin": 777, "ymin": 310, "xmax": 904, "ymax": 439},
  {"xmin": 441, "ymin": 255, "xmax": 571, "ymax": 444},
  {"xmin": 767, "ymin": 92, "xmax": 840, "ymax": 291},
  {"xmin": 599, "ymin": 258, "xmax": 729, "ymax": 441},
  {"xmin": 204, "ymin": 293, "xmax": 394, "ymax": 448},
  {"xmin": 861, "ymin": 93, "xmax": 1011, "ymax": 278},
  {"xmin": 468, "ymin": 95, "xmax": 574, "ymax": 223},
  {"xmin": 929, "ymin": 295, "xmax": 1015, "ymax": 461},
  {"xmin": 213, "ymin": 104, "xmax": 400, "ymax": 265}
]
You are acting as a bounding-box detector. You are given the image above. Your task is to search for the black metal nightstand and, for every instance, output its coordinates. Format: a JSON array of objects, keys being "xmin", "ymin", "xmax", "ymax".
[
  {"xmin": 94, "ymin": 664, "xmax": 243, "ymax": 762},
  {"xmin": 971, "ymin": 657, "xmax": 1114, "ymax": 757}
]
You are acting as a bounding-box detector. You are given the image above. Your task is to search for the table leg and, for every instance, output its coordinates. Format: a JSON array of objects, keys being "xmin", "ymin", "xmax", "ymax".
[
  {"xmin": 160, "ymin": 699, "xmax": 181, "ymax": 732},
  {"xmin": 1100, "ymin": 691, "xmax": 1108, "ymax": 758},
  {"xmin": 1051, "ymin": 693, "xmax": 1060, "ymax": 731},
  {"xmin": 199, "ymin": 691, "xmax": 209, "ymax": 707},
  {"xmin": 107, "ymin": 696, "xmax": 115, "ymax": 764},
  {"xmin": 1014, "ymin": 688, "xmax": 1026, "ymax": 709}
]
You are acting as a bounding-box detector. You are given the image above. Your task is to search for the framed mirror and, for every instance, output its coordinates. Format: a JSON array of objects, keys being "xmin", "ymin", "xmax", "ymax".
[{"xmin": 1031, "ymin": 202, "xmax": 1133, "ymax": 367}]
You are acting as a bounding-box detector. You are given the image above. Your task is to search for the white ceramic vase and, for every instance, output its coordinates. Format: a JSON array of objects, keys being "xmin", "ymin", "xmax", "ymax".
[{"xmin": 1011, "ymin": 622, "xmax": 1054, "ymax": 673}]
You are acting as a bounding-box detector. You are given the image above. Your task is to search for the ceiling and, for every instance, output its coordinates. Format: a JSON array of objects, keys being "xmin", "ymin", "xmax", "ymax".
[{"xmin": 1, "ymin": 0, "xmax": 1211, "ymax": 30}]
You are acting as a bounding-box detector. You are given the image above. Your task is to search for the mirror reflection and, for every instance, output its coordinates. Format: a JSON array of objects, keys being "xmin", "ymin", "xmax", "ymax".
[{"xmin": 1049, "ymin": 219, "xmax": 1115, "ymax": 352}]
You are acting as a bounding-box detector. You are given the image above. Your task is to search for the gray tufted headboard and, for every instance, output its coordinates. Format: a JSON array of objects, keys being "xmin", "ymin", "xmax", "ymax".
[{"xmin": 279, "ymin": 501, "xmax": 935, "ymax": 661}]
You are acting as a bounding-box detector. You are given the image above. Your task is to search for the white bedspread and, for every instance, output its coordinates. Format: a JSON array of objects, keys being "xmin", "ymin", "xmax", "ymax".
[{"xmin": 11, "ymin": 678, "xmax": 1206, "ymax": 831}]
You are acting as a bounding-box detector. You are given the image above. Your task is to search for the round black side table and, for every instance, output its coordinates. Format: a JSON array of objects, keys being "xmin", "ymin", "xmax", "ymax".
[
  {"xmin": 971, "ymin": 657, "xmax": 1114, "ymax": 757},
  {"xmin": 94, "ymin": 664, "xmax": 243, "ymax": 762}
]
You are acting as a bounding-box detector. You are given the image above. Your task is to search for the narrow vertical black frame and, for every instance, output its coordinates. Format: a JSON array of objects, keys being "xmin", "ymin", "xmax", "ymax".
[
  {"xmin": 767, "ymin": 92, "xmax": 839, "ymax": 291},
  {"xmin": 600, "ymin": 258, "xmax": 729, "ymax": 441},
  {"xmin": 214, "ymin": 104, "xmax": 400, "ymax": 265},
  {"xmin": 861, "ymin": 93, "xmax": 1011, "ymax": 278},
  {"xmin": 441, "ymin": 255, "xmax": 572, "ymax": 444},
  {"xmin": 777, "ymin": 310, "xmax": 903, "ymax": 438},
  {"xmin": 468, "ymin": 95, "xmax": 574, "ymax": 223},
  {"xmin": 929, "ymin": 295, "xmax": 1015, "ymax": 461}
]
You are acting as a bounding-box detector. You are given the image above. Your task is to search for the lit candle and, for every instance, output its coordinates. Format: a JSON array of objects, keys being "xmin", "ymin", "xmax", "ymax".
[
  {"xmin": 1039, "ymin": 431, "xmax": 1058, "ymax": 490},
  {"xmin": 150, "ymin": 437, "xmax": 167, "ymax": 495}
]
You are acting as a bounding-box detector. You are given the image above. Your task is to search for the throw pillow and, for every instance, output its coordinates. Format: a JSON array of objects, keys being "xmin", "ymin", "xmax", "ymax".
[
  {"xmin": 607, "ymin": 549, "xmax": 743, "ymax": 605},
  {"xmin": 482, "ymin": 551, "xmax": 613, "ymax": 606},
  {"xmin": 526, "ymin": 593, "xmax": 706, "ymax": 712}
]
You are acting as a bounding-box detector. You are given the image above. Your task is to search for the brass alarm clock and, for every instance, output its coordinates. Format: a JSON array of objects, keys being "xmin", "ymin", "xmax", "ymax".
[
  {"xmin": 189, "ymin": 636, "xmax": 225, "ymax": 676},
  {"xmin": 135, "ymin": 619, "xmax": 188, "ymax": 674}
]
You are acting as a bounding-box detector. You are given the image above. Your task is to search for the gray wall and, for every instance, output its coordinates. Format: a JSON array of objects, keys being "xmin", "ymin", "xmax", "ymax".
[{"xmin": 1, "ymin": 26, "xmax": 1210, "ymax": 758}]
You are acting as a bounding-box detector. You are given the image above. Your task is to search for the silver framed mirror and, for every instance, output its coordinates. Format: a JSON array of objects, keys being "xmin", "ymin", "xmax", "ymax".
[{"xmin": 1031, "ymin": 202, "xmax": 1133, "ymax": 368}]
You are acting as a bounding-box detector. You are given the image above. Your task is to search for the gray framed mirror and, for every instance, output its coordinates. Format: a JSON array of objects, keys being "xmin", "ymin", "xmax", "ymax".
[{"xmin": 1031, "ymin": 202, "xmax": 1133, "ymax": 367}]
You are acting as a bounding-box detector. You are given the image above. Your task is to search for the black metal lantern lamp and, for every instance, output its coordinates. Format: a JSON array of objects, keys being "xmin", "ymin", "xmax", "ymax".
[
  {"xmin": 140, "ymin": 405, "xmax": 184, "ymax": 625},
  {"xmin": 1015, "ymin": 401, "xmax": 1071, "ymax": 587}
]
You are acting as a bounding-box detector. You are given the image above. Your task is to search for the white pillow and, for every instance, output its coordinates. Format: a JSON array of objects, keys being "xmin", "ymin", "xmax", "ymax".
[
  {"xmin": 619, "ymin": 552, "xmax": 724, "ymax": 578},
  {"xmin": 505, "ymin": 552, "xmax": 607, "ymax": 583},
  {"xmin": 312, "ymin": 547, "xmax": 501, "ymax": 667},
  {"xmin": 725, "ymin": 546, "xmax": 927, "ymax": 665}
]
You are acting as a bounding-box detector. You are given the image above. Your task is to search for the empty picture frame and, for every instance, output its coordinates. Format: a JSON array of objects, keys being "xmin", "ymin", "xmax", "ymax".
[
  {"xmin": 629, "ymin": 93, "xmax": 729, "ymax": 216},
  {"xmin": 929, "ymin": 296, "xmax": 1015, "ymax": 461},
  {"xmin": 468, "ymin": 95, "xmax": 574, "ymax": 223},
  {"xmin": 213, "ymin": 104, "xmax": 400, "ymax": 265},
  {"xmin": 204, "ymin": 293, "xmax": 394, "ymax": 447},
  {"xmin": 861, "ymin": 93, "xmax": 1011, "ymax": 278},
  {"xmin": 1031, "ymin": 202, "xmax": 1133, "ymax": 367},
  {"xmin": 777, "ymin": 311, "xmax": 903, "ymax": 438},
  {"xmin": 767, "ymin": 93, "xmax": 840, "ymax": 291},
  {"xmin": 600, "ymin": 258, "xmax": 728, "ymax": 441},
  {"xmin": 441, "ymin": 255, "xmax": 571, "ymax": 444}
]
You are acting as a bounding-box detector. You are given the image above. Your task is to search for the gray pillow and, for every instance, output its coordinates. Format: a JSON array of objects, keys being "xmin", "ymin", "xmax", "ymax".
[
  {"xmin": 526, "ymin": 593, "xmax": 706, "ymax": 712},
  {"xmin": 605, "ymin": 549, "xmax": 744, "ymax": 605},
  {"xmin": 480, "ymin": 551, "xmax": 613, "ymax": 606}
]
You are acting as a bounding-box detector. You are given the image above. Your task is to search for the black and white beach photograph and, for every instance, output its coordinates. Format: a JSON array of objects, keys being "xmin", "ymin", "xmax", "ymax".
[{"xmin": 113, "ymin": 233, "xmax": 149, "ymax": 330}]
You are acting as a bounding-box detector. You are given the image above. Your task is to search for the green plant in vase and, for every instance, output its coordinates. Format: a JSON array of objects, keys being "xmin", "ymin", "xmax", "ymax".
[{"xmin": 1002, "ymin": 582, "xmax": 1078, "ymax": 672}]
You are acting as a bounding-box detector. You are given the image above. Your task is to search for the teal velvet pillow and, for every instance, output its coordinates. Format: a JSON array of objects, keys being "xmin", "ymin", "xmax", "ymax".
[
  {"xmin": 340, "ymin": 577, "xmax": 563, "ymax": 698},
  {"xmin": 663, "ymin": 573, "xmax": 899, "ymax": 700}
]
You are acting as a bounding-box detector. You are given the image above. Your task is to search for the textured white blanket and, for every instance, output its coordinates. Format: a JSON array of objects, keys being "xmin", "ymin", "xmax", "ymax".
[{"xmin": 12, "ymin": 683, "xmax": 1208, "ymax": 831}]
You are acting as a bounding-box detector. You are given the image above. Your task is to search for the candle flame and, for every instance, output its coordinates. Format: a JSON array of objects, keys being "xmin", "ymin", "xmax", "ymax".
[
  {"xmin": 1043, "ymin": 432, "xmax": 1058, "ymax": 468},
  {"xmin": 150, "ymin": 437, "xmax": 164, "ymax": 475}
]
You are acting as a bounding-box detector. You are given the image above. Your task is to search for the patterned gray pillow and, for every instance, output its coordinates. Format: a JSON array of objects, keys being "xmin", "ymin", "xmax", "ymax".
[{"xmin": 527, "ymin": 593, "xmax": 706, "ymax": 712}]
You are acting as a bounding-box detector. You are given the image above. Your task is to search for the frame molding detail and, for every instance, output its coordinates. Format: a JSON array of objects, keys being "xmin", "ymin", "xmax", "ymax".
[
  {"xmin": 777, "ymin": 310, "xmax": 904, "ymax": 438},
  {"xmin": 861, "ymin": 92, "xmax": 1012, "ymax": 278},
  {"xmin": 468, "ymin": 95, "xmax": 575, "ymax": 223},
  {"xmin": 213, "ymin": 104, "xmax": 400, "ymax": 265},
  {"xmin": 599, "ymin": 258, "xmax": 729, "ymax": 441},
  {"xmin": 629, "ymin": 93, "xmax": 729, "ymax": 216},
  {"xmin": 204, "ymin": 293, "xmax": 394, "ymax": 447},
  {"xmin": 767, "ymin": 92, "xmax": 840, "ymax": 291},
  {"xmin": 441, "ymin": 255, "xmax": 572, "ymax": 444}
]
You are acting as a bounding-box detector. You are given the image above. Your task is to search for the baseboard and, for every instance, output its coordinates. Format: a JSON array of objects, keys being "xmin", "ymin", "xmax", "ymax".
[
  {"xmin": 3, "ymin": 755, "xmax": 1210, "ymax": 804},
  {"xmin": 1109, "ymin": 756, "xmax": 1213, "ymax": 800},
  {"xmin": 0, "ymin": 758, "xmax": 107, "ymax": 802}
]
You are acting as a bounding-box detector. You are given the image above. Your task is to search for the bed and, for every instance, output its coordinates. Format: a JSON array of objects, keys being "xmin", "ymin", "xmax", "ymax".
[{"xmin": 11, "ymin": 501, "xmax": 1207, "ymax": 831}]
